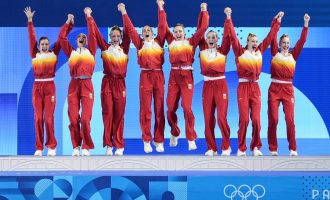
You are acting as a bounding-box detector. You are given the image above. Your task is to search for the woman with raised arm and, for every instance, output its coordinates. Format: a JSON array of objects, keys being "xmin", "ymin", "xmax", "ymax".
[
  {"xmin": 89, "ymin": 6, "xmax": 131, "ymax": 156},
  {"xmin": 59, "ymin": 8, "xmax": 97, "ymax": 156},
  {"xmin": 24, "ymin": 7, "xmax": 70, "ymax": 156},
  {"xmin": 164, "ymin": 3, "xmax": 209, "ymax": 151},
  {"xmin": 198, "ymin": 9, "xmax": 231, "ymax": 156},
  {"xmin": 227, "ymin": 7, "xmax": 282, "ymax": 156},
  {"xmin": 268, "ymin": 14, "xmax": 310, "ymax": 157},
  {"xmin": 119, "ymin": 0, "xmax": 166, "ymax": 153}
]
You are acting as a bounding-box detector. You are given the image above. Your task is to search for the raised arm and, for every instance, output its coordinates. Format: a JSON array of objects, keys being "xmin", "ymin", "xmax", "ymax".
[
  {"xmin": 291, "ymin": 14, "xmax": 310, "ymax": 60},
  {"xmin": 218, "ymin": 16, "xmax": 231, "ymax": 55},
  {"xmin": 164, "ymin": 5, "xmax": 174, "ymax": 44},
  {"xmin": 90, "ymin": 14, "xmax": 109, "ymax": 51},
  {"xmin": 270, "ymin": 34, "xmax": 279, "ymax": 56},
  {"xmin": 24, "ymin": 7, "xmax": 38, "ymax": 58},
  {"xmin": 156, "ymin": 0, "xmax": 166, "ymax": 47},
  {"xmin": 196, "ymin": 4, "xmax": 208, "ymax": 51},
  {"xmin": 269, "ymin": 16, "xmax": 280, "ymax": 56},
  {"xmin": 226, "ymin": 7, "xmax": 244, "ymax": 57},
  {"xmin": 258, "ymin": 11, "xmax": 283, "ymax": 54},
  {"xmin": 190, "ymin": 3, "xmax": 209, "ymax": 48},
  {"xmin": 119, "ymin": 3, "xmax": 142, "ymax": 49},
  {"xmin": 122, "ymin": 16, "xmax": 131, "ymax": 55},
  {"xmin": 84, "ymin": 7, "xmax": 97, "ymax": 57},
  {"xmin": 59, "ymin": 14, "xmax": 75, "ymax": 58},
  {"xmin": 53, "ymin": 19, "xmax": 73, "ymax": 55}
]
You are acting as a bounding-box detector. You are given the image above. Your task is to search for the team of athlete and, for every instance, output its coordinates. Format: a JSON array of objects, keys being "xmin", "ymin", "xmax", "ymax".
[{"xmin": 24, "ymin": 0, "xmax": 310, "ymax": 156}]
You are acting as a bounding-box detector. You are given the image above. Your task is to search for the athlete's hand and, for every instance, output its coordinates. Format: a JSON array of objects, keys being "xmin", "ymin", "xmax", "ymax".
[
  {"xmin": 304, "ymin": 13, "xmax": 310, "ymax": 27},
  {"xmin": 66, "ymin": 14, "xmax": 74, "ymax": 24},
  {"xmin": 24, "ymin": 7, "xmax": 35, "ymax": 22},
  {"xmin": 118, "ymin": 3, "xmax": 127, "ymax": 15},
  {"xmin": 224, "ymin": 7, "xmax": 232, "ymax": 19},
  {"xmin": 275, "ymin": 11, "xmax": 284, "ymax": 22},
  {"xmin": 84, "ymin": 7, "xmax": 92, "ymax": 17},
  {"xmin": 157, "ymin": 0, "xmax": 165, "ymax": 10},
  {"xmin": 201, "ymin": 3, "xmax": 207, "ymax": 11}
]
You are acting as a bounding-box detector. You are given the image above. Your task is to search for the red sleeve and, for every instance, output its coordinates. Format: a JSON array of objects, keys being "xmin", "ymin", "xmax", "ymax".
[
  {"xmin": 53, "ymin": 23, "xmax": 73, "ymax": 55},
  {"xmin": 258, "ymin": 18, "xmax": 280, "ymax": 54},
  {"xmin": 122, "ymin": 14, "xmax": 142, "ymax": 49},
  {"xmin": 190, "ymin": 11, "xmax": 209, "ymax": 48},
  {"xmin": 86, "ymin": 16, "xmax": 97, "ymax": 57},
  {"xmin": 291, "ymin": 27, "xmax": 308, "ymax": 61},
  {"xmin": 196, "ymin": 10, "xmax": 208, "ymax": 51},
  {"xmin": 163, "ymin": 8, "xmax": 174, "ymax": 44},
  {"xmin": 165, "ymin": 26, "xmax": 174, "ymax": 44},
  {"xmin": 52, "ymin": 41, "xmax": 61, "ymax": 56},
  {"xmin": 59, "ymin": 23, "xmax": 74, "ymax": 58},
  {"xmin": 27, "ymin": 22, "xmax": 38, "ymax": 58},
  {"xmin": 269, "ymin": 18, "xmax": 280, "ymax": 56},
  {"xmin": 196, "ymin": 8, "xmax": 204, "ymax": 30},
  {"xmin": 121, "ymin": 18, "xmax": 131, "ymax": 55},
  {"xmin": 92, "ymin": 18, "xmax": 109, "ymax": 51},
  {"xmin": 198, "ymin": 38, "xmax": 208, "ymax": 51},
  {"xmin": 155, "ymin": 9, "xmax": 166, "ymax": 47},
  {"xmin": 270, "ymin": 35, "xmax": 279, "ymax": 56},
  {"xmin": 228, "ymin": 18, "xmax": 244, "ymax": 57},
  {"xmin": 218, "ymin": 19, "xmax": 231, "ymax": 55}
]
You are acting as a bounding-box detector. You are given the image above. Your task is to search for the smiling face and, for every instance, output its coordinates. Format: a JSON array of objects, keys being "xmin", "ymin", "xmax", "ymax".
[
  {"xmin": 110, "ymin": 29, "xmax": 122, "ymax": 46},
  {"xmin": 280, "ymin": 35, "xmax": 290, "ymax": 52},
  {"xmin": 206, "ymin": 31, "xmax": 218, "ymax": 48},
  {"xmin": 142, "ymin": 25, "xmax": 153, "ymax": 41},
  {"xmin": 76, "ymin": 33, "xmax": 87, "ymax": 48},
  {"xmin": 247, "ymin": 34, "xmax": 258, "ymax": 51},
  {"xmin": 174, "ymin": 25, "xmax": 185, "ymax": 41},
  {"xmin": 39, "ymin": 38, "xmax": 50, "ymax": 53}
]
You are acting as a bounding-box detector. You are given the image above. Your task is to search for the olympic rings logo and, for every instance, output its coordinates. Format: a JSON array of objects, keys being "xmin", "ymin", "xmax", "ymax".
[{"xmin": 223, "ymin": 184, "xmax": 266, "ymax": 200}]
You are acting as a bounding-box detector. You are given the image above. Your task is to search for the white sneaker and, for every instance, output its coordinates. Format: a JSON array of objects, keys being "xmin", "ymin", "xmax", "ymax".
[
  {"xmin": 72, "ymin": 147, "xmax": 80, "ymax": 156},
  {"xmin": 82, "ymin": 149, "xmax": 90, "ymax": 156},
  {"xmin": 143, "ymin": 141, "xmax": 153, "ymax": 153},
  {"xmin": 221, "ymin": 147, "xmax": 232, "ymax": 156},
  {"xmin": 237, "ymin": 149, "xmax": 246, "ymax": 156},
  {"xmin": 188, "ymin": 140, "xmax": 197, "ymax": 151},
  {"xmin": 115, "ymin": 148, "xmax": 124, "ymax": 156},
  {"xmin": 289, "ymin": 150, "xmax": 298, "ymax": 156},
  {"xmin": 47, "ymin": 148, "xmax": 56, "ymax": 156},
  {"xmin": 106, "ymin": 146, "xmax": 113, "ymax": 156},
  {"xmin": 34, "ymin": 150, "xmax": 42, "ymax": 156},
  {"xmin": 153, "ymin": 142, "xmax": 164, "ymax": 153},
  {"xmin": 270, "ymin": 151, "xmax": 278, "ymax": 156},
  {"xmin": 205, "ymin": 150, "xmax": 217, "ymax": 156},
  {"xmin": 169, "ymin": 135, "xmax": 178, "ymax": 147},
  {"xmin": 252, "ymin": 147, "xmax": 263, "ymax": 156}
]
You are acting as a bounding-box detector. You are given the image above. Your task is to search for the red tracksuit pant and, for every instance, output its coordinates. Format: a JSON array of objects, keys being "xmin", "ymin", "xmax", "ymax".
[
  {"xmin": 268, "ymin": 82, "xmax": 296, "ymax": 151},
  {"xmin": 203, "ymin": 79, "xmax": 230, "ymax": 152},
  {"xmin": 237, "ymin": 82, "xmax": 262, "ymax": 151},
  {"xmin": 140, "ymin": 70, "xmax": 165, "ymax": 143},
  {"xmin": 166, "ymin": 70, "xmax": 197, "ymax": 141},
  {"xmin": 101, "ymin": 75, "xmax": 126, "ymax": 148},
  {"xmin": 32, "ymin": 81, "xmax": 57, "ymax": 150},
  {"xmin": 68, "ymin": 78, "xmax": 94, "ymax": 149}
]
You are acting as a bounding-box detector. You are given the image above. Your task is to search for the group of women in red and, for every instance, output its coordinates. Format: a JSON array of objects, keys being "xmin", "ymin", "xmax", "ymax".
[{"xmin": 24, "ymin": 0, "xmax": 310, "ymax": 156}]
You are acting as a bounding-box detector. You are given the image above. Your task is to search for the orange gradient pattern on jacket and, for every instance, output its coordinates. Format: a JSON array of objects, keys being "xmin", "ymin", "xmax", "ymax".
[
  {"xmin": 200, "ymin": 51, "xmax": 226, "ymax": 72},
  {"xmin": 102, "ymin": 51, "xmax": 128, "ymax": 67},
  {"xmin": 32, "ymin": 53, "xmax": 57, "ymax": 77},
  {"xmin": 138, "ymin": 47, "xmax": 164, "ymax": 57},
  {"xmin": 237, "ymin": 51, "xmax": 262, "ymax": 73},
  {"xmin": 271, "ymin": 54, "xmax": 296, "ymax": 71},
  {"xmin": 169, "ymin": 44, "xmax": 193, "ymax": 55},
  {"xmin": 32, "ymin": 56, "xmax": 57, "ymax": 70},
  {"xmin": 68, "ymin": 54, "xmax": 95, "ymax": 67}
]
